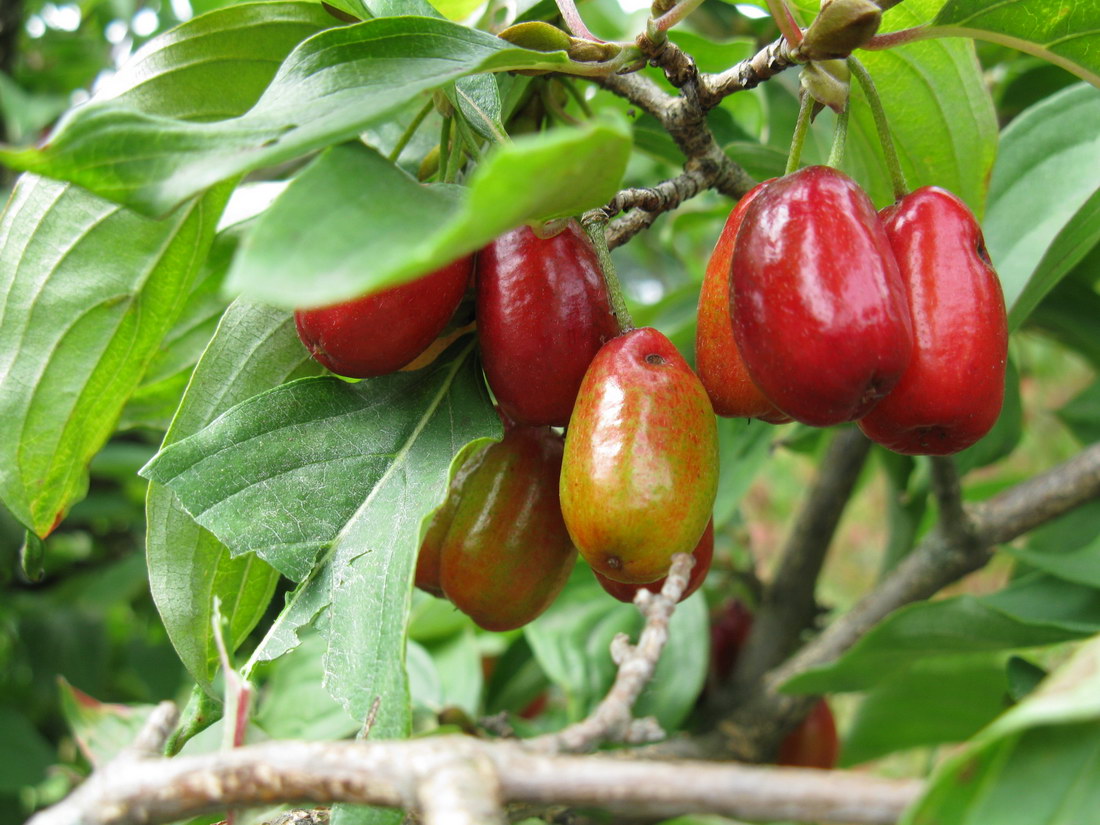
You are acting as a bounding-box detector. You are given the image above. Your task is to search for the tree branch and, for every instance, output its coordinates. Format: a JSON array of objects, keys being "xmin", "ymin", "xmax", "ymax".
[
  {"xmin": 28, "ymin": 736, "xmax": 923, "ymax": 825},
  {"xmin": 722, "ymin": 428, "xmax": 871, "ymax": 703},
  {"xmin": 706, "ymin": 442, "xmax": 1100, "ymax": 761}
]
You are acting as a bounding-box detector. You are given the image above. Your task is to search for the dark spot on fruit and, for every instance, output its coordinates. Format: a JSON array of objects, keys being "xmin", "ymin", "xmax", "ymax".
[
  {"xmin": 645, "ymin": 353, "xmax": 666, "ymax": 366},
  {"xmin": 976, "ymin": 239, "xmax": 992, "ymax": 266},
  {"xmin": 606, "ymin": 555, "xmax": 623, "ymax": 570}
]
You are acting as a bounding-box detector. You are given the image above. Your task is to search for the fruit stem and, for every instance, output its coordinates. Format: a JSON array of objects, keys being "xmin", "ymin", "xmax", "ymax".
[
  {"xmin": 557, "ymin": 77, "xmax": 594, "ymax": 119},
  {"xmin": 444, "ymin": 119, "xmax": 466, "ymax": 183},
  {"xmin": 652, "ymin": 0, "xmax": 707, "ymax": 35},
  {"xmin": 826, "ymin": 99, "xmax": 850, "ymax": 169},
  {"xmin": 582, "ymin": 214, "xmax": 635, "ymax": 334},
  {"xmin": 848, "ymin": 56, "xmax": 908, "ymax": 200},
  {"xmin": 388, "ymin": 99, "xmax": 434, "ymax": 164},
  {"xmin": 766, "ymin": 0, "xmax": 804, "ymax": 47},
  {"xmin": 785, "ymin": 91, "xmax": 814, "ymax": 175},
  {"xmin": 437, "ymin": 116, "xmax": 452, "ymax": 183}
]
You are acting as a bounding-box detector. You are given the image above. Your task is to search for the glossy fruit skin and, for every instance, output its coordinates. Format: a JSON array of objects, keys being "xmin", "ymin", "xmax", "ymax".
[
  {"xmin": 594, "ymin": 519, "xmax": 714, "ymax": 603},
  {"xmin": 415, "ymin": 440, "xmax": 490, "ymax": 599},
  {"xmin": 776, "ymin": 698, "xmax": 840, "ymax": 769},
  {"xmin": 731, "ymin": 166, "xmax": 913, "ymax": 426},
  {"xmin": 561, "ymin": 327, "xmax": 719, "ymax": 584},
  {"xmin": 696, "ymin": 183, "xmax": 789, "ymax": 423},
  {"xmin": 477, "ymin": 222, "xmax": 619, "ymax": 426},
  {"xmin": 295, "ymin": 256, "xmax": 472, "ymax": 378},
  {"xmin": 859, "ymin": 187, "xmax": 1008, "ymax": 455},
  {"xmin": 428, "ymin": 424, "xmax": 577, "ymax": 632}
]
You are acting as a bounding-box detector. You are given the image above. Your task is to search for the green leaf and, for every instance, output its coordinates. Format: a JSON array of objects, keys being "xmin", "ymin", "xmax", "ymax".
[
  {"xmin": 452, "ymin": 75, "xmax": 506, "ymax": 142},
  {"xmin": 784, "ymin": 573, "xmax": 1100, "ymax": 694},
  {"xmin": 146, "ymin": 300, "xmax": 320, "ymax": 691},
  {"xmin": 714, "ymin": 418, "xmax": 776, "ymax": 531},
  {"xmin": 0, "ymin": 706, "xmax": 55, "ymax": 793},
  {"xmin": 1058, "ymin": 378, "xmax": 1100, "ymax": 443},
  {"xmin": 1008, "ymin": 500, "xmax": 1100, "ymax": 588},
  {"xmin": 930, "ymin": 0, "xmax": 1100, "ymax": 87},
  {"xmin": 841, "ymin": 655, "xmax": 1009, "ymax": 765},
  {"xmin": 904, "ymin": 634, "xmax": 1100, "ymax": 825},
  {"xmin": 227, "ymin": 120, "xmax": 630, "ymax": 307},
  {"xmin": 1028, "ymin": 277, "xmax": 1100, "ymax": 370},
  {"xmin": 57, "ymin": 680, "xmax": 157, "ymax": 767},
  {"xmin": 95, "ymin": 1, "xmax": 336, "ymax": 120},
  {"xmin": 0, "ymin": 177, "xmax": 228, "ymax": 537},
  {"xmin": 1, "ymin": 17, "xmax": 587, "ymax": 216},
  {"xmin": 120, "ymin": 223, "xmax": 242, "ymax": 432},
  {"xmin": 525, "ymin": 564, "xmax": 708, "ymax": 731},
  {"xmin": 144, "ymin": 339, "xmax": 502, "ymax": 737},
  {"xmin": 983, "ymin": 83, "xmax": 1100, "ymax": 327},
  {"xmin": 0, "ymin": 0, "xmax": 334, "ymax": 538}
]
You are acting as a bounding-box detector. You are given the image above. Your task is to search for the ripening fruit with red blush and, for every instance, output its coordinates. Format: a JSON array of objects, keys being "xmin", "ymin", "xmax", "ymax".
[
  {"xmin": 859, "ymin": 187, "xmax": 1008, "ymax": 455},
  {"xmin": 560, "ymin": 327, "xmax": 718, "ymax": 584},
  {"xmin": 731, "ymin": 166, "xmax": 913, "ymax": 425},
  {"xmin": 696, "ymin": 183, "xmax": 790, "ymax": 423},
  {"xmin": 294, "ymin": 257, "xmax": 473, "ymax": 378},
  {"xmin": 477, "ymin": 222, "xmax": 619, "ymax": 426},
  {"xmin": 429, "ymin": 424, "xmax": 577, "ymax": 632},
  {"xmin": 776, "ymin": 698, "xmax": 840, "ymax": 769},
  {"xmin": 594, "ymin": 519, "xmax": 714, "ymax": 603}
]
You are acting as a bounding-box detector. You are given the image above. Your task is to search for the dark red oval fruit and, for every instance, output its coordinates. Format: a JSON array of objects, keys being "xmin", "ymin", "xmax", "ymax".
[
  {"xmin": 594, "ymin": 519, "xmax": 714, "ymax": 603},
  {"xmin": 429, "ymin": 425, "xmax": 577, "ymax": 632},
  {"xmin": 731, "ymin": 166, "xmax": 913, "ymax": 426},
  {"xmin": 859, "ymin": 187, "xmax": 1008, "ymax": 455},
  {"xmin": 295, "ymin": 257, "xmax": 472, "ymax": 378},
  {"xmin": 696, "ymin": 183, "xmax": 789, "ymax": 423},
  {"xmin": 560, "ymin": 327, "xmax": 718, "ymax": 584},
  {"xmin": 476, "ymin": 222, "xmax": 619, "ymax": 427},
  {"xmin": 709, "ymin": 598, "xmax": 754, "ymax": 685},
  {"xmin": 776, "ymin": 698, "xmax": 840, "ymax": 769}
]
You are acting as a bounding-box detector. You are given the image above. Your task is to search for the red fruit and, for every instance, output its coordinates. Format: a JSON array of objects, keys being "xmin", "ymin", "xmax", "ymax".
[
  {"xmin": 594, "ymin": 519, "xmax": 714, "ymax": 603},
  {"xmin": 709, "ymin": 598, "xmax": 754, "ymax": 683},
  {"xmin": 859, "ymin": 187, "xmax": 1008, "ymax": 455},
  {"xmin": 560, "ymin": 327, "xmax": 718, "ymax": 584},
  {"xmin": 696, "ymin": 183, "xmax": 789, "ymax": 423},
  {"xmin": 429, "ymin": 425, "xmax": 577, "ymax": 632},
  {"xmin": 731, "ymin": 166, "xmax": 913, "ymax": 426},
  {"xmin": 476, "ymin": 222, "xmax": 619, "ymax": 426},
  {"xmin": 777, "ymin": 698, "xmax": 840, "ymax": 769},
  {"xmin": 295, "ymin": 257, "xmax": 472, "ymax": 378}
]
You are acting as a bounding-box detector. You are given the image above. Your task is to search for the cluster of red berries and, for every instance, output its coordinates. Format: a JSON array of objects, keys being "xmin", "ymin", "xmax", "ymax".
[
  {"xmin": 293, "ymin": 164, "xmax": 1008, "ymax": 635},
  {"xmin": 697, "ymin": 165, "xmax": 1008, "ymax": 455},
  {"xmin": 294, "ymin": 222, "xmax": 717, "ymax": 632}
]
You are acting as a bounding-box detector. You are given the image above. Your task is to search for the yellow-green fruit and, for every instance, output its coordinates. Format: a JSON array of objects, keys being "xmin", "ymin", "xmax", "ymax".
[
  {"xmin": 560, "ymin": 327, "xmax": 718, "ymax": 584},
  {"xmin": 427, "ymin": 423, "xmax": 577, "ymax": 631}
]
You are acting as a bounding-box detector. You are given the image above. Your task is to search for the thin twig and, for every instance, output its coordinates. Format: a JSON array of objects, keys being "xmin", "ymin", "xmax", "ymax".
[{"xmin": 528, "ymin": 553, "xmax": 695, "ymax": 753}]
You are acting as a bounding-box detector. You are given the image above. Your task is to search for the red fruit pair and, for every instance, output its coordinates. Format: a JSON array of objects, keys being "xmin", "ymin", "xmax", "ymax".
[{"xmin": 699, "ymin": 166, "xmax": 1006, "ymax": 455}]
